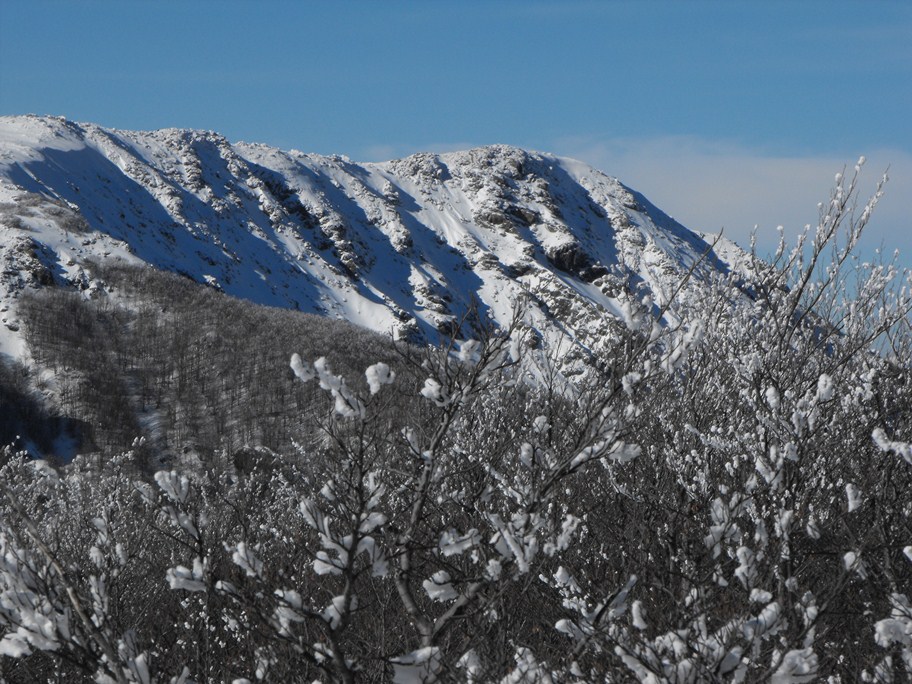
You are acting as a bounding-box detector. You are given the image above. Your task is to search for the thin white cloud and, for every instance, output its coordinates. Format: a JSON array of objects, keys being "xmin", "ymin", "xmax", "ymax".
[
  {"xmin": 551, "ymin": 134, "xmax": 912, "ymax": 268},
  {"xmin": 359, "ymin": 144, "xmax": 399, "ymax": 162}
]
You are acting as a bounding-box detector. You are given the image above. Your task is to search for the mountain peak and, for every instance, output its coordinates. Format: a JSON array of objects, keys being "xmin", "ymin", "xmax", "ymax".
[{"xmin": 0, "ymin": 116, "xmax": 744, "ymax": 365}]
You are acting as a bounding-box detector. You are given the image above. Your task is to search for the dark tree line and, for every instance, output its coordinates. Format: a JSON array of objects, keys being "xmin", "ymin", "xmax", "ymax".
[{"xmin": 15, "ymin": 263, "xmax": 399, "ymax": 468}]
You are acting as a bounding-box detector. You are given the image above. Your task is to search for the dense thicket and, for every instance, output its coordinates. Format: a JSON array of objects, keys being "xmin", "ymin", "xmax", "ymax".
[{"xmin": 2, "ymin": 168, "xmax": 911, "ymax": 682}]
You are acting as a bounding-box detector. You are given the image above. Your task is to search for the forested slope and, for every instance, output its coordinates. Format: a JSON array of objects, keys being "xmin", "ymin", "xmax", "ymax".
[{"xmin": 5, "ymin": 263, "xmax": 401, "ymax": 466}]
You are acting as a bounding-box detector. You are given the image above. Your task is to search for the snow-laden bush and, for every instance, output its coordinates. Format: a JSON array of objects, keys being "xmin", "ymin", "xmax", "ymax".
[{"xmin": 1, "ymin": 165, "xmax": 911, "ymax": 681}]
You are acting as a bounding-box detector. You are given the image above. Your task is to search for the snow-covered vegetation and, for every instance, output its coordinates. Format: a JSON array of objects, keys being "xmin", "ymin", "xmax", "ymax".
[{"xmin": 1, "ymin": 163, "xmax": 910, "ymax": 682}]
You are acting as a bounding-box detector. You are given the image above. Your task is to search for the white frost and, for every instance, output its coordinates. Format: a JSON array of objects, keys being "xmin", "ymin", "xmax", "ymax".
[
  {"xmin": 423, "ymin": 570, "xmax": 458, "ymax": 602},
  {"xmin": 365, "ymin": 362, "xmax": 395, "ymax": 394},
  {"xmin": 845, "ymin": 483, "xmax": 863, "ymax": 512}
]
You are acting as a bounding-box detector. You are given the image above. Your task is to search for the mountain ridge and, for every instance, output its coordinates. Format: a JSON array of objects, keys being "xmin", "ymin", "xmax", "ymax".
[{"xmin": 0, "ymin": 115, "xmax": 743, "ymax": 365}]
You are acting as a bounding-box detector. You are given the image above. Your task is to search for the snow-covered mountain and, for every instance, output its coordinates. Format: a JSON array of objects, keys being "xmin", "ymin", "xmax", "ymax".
[{"xmin": 0, "ymin": 115, "xmax": 742, "ymax": 362}]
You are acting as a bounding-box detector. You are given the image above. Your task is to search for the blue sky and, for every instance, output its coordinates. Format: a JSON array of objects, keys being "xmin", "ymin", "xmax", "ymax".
[{"xmin": 1, "ymin": 0, "xmax": 910, "ymax": 267}]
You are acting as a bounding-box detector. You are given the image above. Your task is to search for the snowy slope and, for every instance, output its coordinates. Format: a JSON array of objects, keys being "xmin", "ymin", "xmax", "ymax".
[{"xmin": 0, "ymin": 115, "xmax": 747, "ymax": 363}]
